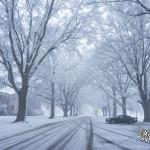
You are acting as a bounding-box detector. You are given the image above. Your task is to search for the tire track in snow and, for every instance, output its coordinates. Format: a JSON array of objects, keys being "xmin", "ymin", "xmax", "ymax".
[
  {"xmin": 87, "ymin": 118, "xmax": 93, "ymax": 150},
  {"xmin": 3, "ymin": 118, "xmax": 84, "ymax": 150},
  {"xmin": 47, "ymin": 122, "xmax": 83, "ymax": 150},
  {"xmin": 0, "ymin": 120, "xmax": 73, "ymax": 149},
  {"xmin": 93, "ymin": 132, "xmax": 132, "ymax": 150},
  {"xmin": 104, "ymin": 123, "xmax": 138, "ymax": 132},
  {"xmin": 133, "ymin": 123, "xmax": 150, "ymax": 127},
  {"xmin": 4, "ymin": 122, "xmax": 71, "ymax": 150},
  {"xmin": 0, "ymin": 119, "xmax": 68, "ymax": 142},
  {"xmin": 92, "ymin": 121, "xmax": 150, "ymax": 150},
  {"xmin": 93, "ymin": 123, "xmax": 150, "ymax": 144},
  {"xmin": 83, "ymin": 119, "xmax": 133, "ymax": 150}
]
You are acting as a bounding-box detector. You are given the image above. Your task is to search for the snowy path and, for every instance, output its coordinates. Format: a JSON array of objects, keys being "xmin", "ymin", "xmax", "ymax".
[{"xmin": 0, "ymin": 116, "xmax": 150, "ymax": 150}]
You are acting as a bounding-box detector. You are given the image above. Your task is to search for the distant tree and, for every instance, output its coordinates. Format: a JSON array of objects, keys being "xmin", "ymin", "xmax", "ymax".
[
  {"xmin": 57, "ymin": 81, "xmax": 81, "ymax": 117},
  {"xmin": 91, "ymin": 67, "xmax": 118, "ymax": 117},
  {"xmin": 101, "ymin": 61, "xmax": 131, "ymax": 116}
]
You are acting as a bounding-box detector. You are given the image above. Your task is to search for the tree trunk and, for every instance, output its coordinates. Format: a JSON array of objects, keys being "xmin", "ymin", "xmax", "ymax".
[
  {"xmin": 137, "ymin": 73, "xmax": 150, "ymax": 122},
  {"xmin": 143, "ymin": 101, "xmax": 150, "ymax": 122},
  {"xmin": 107, "ymin": 98, "xmax": 111, "ymax": 117},
  {"xmin": 113, "ymin": 101, "xmax": 117, "ymax": 117},
  {"xmin": 113, "ymin": 90, "xmax": 117, "ymax": 117},
  {"xmin": 102, "ymin": 106, "xmax": 105, "ymax": 117},
  {"xmin": 49, "ymin": 82, "xmax": 55, "ymax": 119},
  {"xmin": 76, "ymin": 107, "xmax": 79, "ymax": 116},
  {"xmin": 104, "ymin": 106, "xmax": 108, "ymax": 116},
  {"xmin": 15, "ymin": 85, "xmax": 28, "ymax": 122},
  {"xmin": 69, "ymin": 107, "xmax": 73, "ymax": 116},
  {"xmin": 50, "ymin": 100, "xmax": 55, "ymax": 119},
  {"xmin": 63, "ymin": 109, "xmax": 68, "ymax": 117},
  {"xmin": 102, "ymin": 106, "xmax": 107, "ymax": 116},
  {"xmin": 73, "ymin": 107, "xmax": 76, "ymax": 116},
  {"xmin": 122, "ymin": 97, "xmax": 127, "ymax": 116}
]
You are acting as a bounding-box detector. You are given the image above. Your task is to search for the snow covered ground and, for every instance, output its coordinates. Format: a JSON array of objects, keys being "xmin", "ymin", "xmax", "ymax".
[
  {"xmin": 93, "ymin": 117, "xmax": 150, "ymax": 150},
  {"xmin": 0, "ymin": 116, "xmax": 150, "ymax": 150},
  {"xmin": 0, "ymin": 115, "xmax": 73, "ymax": 138}
]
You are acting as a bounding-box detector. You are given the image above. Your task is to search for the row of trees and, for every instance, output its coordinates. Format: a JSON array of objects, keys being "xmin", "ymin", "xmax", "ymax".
[
  {"xmin": 89, "ymin": 0, "xmax": 150, "ymax": 121},
  {"xmin": 38, "ymin": 78, "xmax": 81, "ymax": 118},
  {"xmin": 29, "ymin": 50, "xmax": 84, "ymax": 118},
  {"xmin": 0, "ymin": 0, "xmax": 82, "ymax": 122}
]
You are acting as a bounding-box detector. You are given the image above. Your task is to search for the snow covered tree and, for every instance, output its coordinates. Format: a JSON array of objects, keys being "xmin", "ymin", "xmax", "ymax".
[
  {"xmin": 0, "ymin": 0, "xmax": 80, "ymax": 122},
  {"xmin": 107, "ymin": 0, "xmax": 150, "ymax": 16},
  {"xmin": 104, "ymin": 13, "xmax": 150, "ymax": 121},
  {"xmin": 57, "ymin": 80, "xmax": 82, "ymax": 117}
]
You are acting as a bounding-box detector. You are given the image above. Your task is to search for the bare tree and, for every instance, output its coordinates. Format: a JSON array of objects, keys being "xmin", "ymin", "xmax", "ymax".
[
  {"xmin": 105, "ymin": 15, "xmax": 150, "ymax": 121},
  {"xmin": 88, "ymin": 0, "xmax": 150, "ymax": 16},
  {"xmin": 92, "ymin": 57, "xmax": 132, "ymax": 116},
  {"xmin": 91, "ymin": 68, "xmax": 118, "ymax": 117},
  {"xmin": 108, "ymin": 0, "xmax": 150, "ymax": 16},
  {"xmin": 104, "ymin": 62, "xmax": 131, "ymax": 116},
  {"xmin": 89, "ymin": 0, "xmax": 150, "ymax": 121},
  {"xmin": 57, "ymin": 81, "xmax": 81, "ymax": 117},
  {"xmin": 0, "ymin": 0, "xmax": 80, "ymax": 122},
  {"xmin": 37, "ymin": 55, "xmax": 58, "ymax": 119}
]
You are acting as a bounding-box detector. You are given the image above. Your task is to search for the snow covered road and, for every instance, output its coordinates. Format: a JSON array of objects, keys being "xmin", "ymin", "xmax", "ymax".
[
  {"xmin": 0, "ymin": 116, "xmax": 150, "ymax": 150},
  {"xmin": 0, "ymin": 117, "xmax": 91, "ymax": 150}
]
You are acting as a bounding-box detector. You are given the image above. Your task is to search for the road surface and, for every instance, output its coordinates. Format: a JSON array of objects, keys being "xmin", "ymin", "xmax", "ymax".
[{"xmin": 0, "ymin": 116, "xmax": 149, "ymax": 150}]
